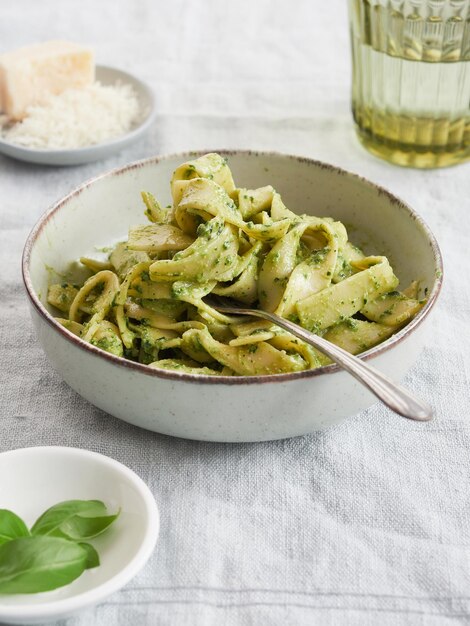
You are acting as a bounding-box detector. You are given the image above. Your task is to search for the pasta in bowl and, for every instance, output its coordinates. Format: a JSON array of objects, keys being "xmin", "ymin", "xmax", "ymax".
[
  {"xmin": 23, "ymin": 151, "xmax": 442, "ymax": 441},
  {"xmin": 47, "ymin": 153, "xmax": 425, "ymax": 376}
]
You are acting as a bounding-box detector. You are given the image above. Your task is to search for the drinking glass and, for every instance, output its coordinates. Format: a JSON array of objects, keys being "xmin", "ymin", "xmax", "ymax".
[{"xmin": 349, "ymin": 0, "xmax": 470, "ymax": 168}]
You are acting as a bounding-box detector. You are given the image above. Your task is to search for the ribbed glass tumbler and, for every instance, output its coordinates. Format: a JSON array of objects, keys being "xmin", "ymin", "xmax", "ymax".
[{"xmin": 349, "ymin": 0, "xmax": 470, "ymax": 168}]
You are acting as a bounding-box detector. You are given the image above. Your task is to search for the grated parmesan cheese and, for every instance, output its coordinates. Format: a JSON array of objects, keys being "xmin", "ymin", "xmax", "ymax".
[{"xmin": 0, "ymin": 81, "xmax": 140, "ymax": 149}]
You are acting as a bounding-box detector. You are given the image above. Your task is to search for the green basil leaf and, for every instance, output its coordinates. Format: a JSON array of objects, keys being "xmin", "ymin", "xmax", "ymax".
[
  {"xmin": 58, "ymin": 512, "xmax": 120, "ymax": 541},
  {"xmin": 0, "ymin": 510, "xmax": 30, "ymax": 546},
  {"xmin": 0, "ymin": 536, "xmax": 87, "ymax": 594},
  {"xmin": 78, "ymin": 542, "xmax": 100, "ymax": 569},
  {"xmin": 31, "ymin": 500, "xmax": 107, "ymax": 536}
]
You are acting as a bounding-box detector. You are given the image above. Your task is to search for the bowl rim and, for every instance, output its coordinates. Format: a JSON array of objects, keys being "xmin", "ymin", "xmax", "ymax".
[
  {"xmin": 22, "ymin": 149, "xmax": 444, "ymax": 386},
  {"xmin": 0, "ymin": 64, "xmax": 156, "ymax": 157},
  {"xmin": 0, "ymin": 445, "xmax": 159, "ymax": 621}
]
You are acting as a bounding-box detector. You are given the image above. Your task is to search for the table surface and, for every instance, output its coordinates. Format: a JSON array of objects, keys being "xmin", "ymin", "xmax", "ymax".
[{"xmin": 1, "ymin": 1, "xmax": 470, "ymax": 625}]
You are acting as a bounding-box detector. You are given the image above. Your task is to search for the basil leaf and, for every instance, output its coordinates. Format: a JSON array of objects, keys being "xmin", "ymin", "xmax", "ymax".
[
  {"xmin": 0, "ymin": 510, "xmax": 30, "ymax": 546},
  {"xmin": 58, "ymin": 512, "xmax": 120, "ymax": 540},
  {"xmin": 79, "ymin": 542, "xmax": 100, "ymax": 569},
  {"xmin": 0, "ymin": 536, "xmax": 87, "ymax": 594},
  {"xmin": 31, "ymin": 500, "xmax": 107, "ymax": 536}
]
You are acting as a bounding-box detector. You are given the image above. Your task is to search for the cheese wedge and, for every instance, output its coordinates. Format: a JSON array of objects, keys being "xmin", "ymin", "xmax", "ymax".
[{"xmin": 0, "ymin": 41, "xmax": 94, "ymax": 120}]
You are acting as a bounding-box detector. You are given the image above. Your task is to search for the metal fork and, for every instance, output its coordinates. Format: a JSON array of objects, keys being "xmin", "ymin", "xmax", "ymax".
[{"xmin": 205, "ymin": 296, "xmax": 432, "ymax": 422}]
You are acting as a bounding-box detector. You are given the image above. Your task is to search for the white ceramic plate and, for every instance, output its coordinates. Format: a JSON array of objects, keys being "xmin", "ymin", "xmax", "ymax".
[
  {"xmin": 0, "ymin": 65, "xmax": 156, "ymax": 166},
  {"xmin": 0, "ymin": 447, "xmax": 159, "ymax": 624}
]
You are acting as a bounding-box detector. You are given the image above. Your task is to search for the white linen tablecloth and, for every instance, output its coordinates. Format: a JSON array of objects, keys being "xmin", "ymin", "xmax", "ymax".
[{"xmin": 1, "ymin": 1, "xmax": 470, "ymax": 624}]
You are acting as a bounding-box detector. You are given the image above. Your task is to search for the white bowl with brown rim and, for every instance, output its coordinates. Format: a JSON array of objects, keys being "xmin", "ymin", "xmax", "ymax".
[{"xmin": 22, "ymin": 151, "xmax": 443, "ymax": 442}]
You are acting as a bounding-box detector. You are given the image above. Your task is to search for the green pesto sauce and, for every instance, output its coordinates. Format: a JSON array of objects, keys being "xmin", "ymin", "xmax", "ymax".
[{"xmin": 91, "ymin": 335, "xmax": 123, "ymax": 357}]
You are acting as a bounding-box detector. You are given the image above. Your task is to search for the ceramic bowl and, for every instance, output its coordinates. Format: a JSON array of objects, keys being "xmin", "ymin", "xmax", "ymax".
[
  {"xmin": 22, "ymin": 151, "xmax": 443, "ymax": 442},
  {"xmin": 0, "ymin": 446, "xmax": 159, "ymax": 624},
  {"xmin": 0, "ymin": 65, "xmax": 156, "ymax": 166}
]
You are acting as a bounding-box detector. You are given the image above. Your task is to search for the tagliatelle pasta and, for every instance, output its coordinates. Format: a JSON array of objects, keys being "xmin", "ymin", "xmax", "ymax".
[{"xmin": 48, "ymin": 153, "xmax": 425, "ymax": 376}]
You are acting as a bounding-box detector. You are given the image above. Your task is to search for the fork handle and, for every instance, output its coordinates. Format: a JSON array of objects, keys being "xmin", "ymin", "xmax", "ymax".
[{"xmin": 243, "ymin": 310, "xmax": 432, "ymax": 422}]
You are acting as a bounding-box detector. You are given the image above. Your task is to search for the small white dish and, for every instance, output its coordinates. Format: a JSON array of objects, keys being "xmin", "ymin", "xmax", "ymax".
[
  {"xmin": 0, "ymin": 446, "xmax": 159, "ymax": 624},
  {"xmin": 0, "ymin": 65, "xmax": 156, "ymax": 166}
]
